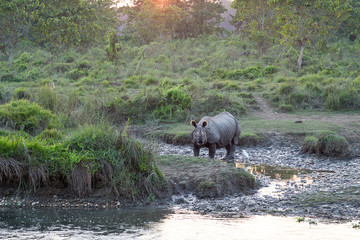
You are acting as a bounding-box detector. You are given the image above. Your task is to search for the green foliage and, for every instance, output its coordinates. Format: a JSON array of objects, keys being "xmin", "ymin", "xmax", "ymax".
[
  {"xmin": 279, "ymin": 104, "xmax": 294, "ymax": 113},
  {"xmin": 33, "ymin": 0, "xmax": 118, "ymax": 62},
  {"xmin": 107, "ymin": 88, "xmax": 162, "ymax": 123},
  {"xmin": 0, "ymin": 125, "xmax": 165, "ymax": 199},
  {"xmin": 0, "ymin": 0, "xmax": 43, "ymax": 67},
  {"xmin": 14, "ymin": 87, "xmax": 31, "ymax": 100},
  {"xmin": 196, "ymin": 90, "xmax": 247, "ymax": 116},
  {"xmin": 231, "ymin": 0, "xmax": 276, "ymax": 54},
  {"xmin": 0, "ymin": 72, "xmax": 22, "ymax": 82},
  {"xmin": 153, "ymin": 86, "xmax": 192, "ymax": 121},
  {"xmin": 301, "ymin": 131, "xmax": 352, "ymax": 157},
  {"xmin": 269, "ymin": 74, "xmax": 360, "ymax": 110},
  {"xmin": 296, "ymin": 216, "xmax": 305, "ymax": 223},
  {"xmin": 124, "ymin": 0, "xmax": 226, "ymax": 43},
  {"xmin": 107, "ymin": 30, "xmax": 119, "ymax": 62},
  {"xmin": 215, "ymin": 65, "xmax": 278, "ymax": 80},
  {"xmin": 0, "ymin": 100, "xmax": 58, "ymax": 135}
]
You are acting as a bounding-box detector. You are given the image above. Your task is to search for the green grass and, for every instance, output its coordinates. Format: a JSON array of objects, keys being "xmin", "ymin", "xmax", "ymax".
[
  {"xmin": 148, "ymin": 116, "xmax": 344, "ymax": 145},
  {"xmin": 240, "ymin": 118, "xmax": 343, "ymax": 136},
  {"xmin": 0, "ymin": 124, "xmax": 165, "ymax": 199},
  {"xmin": 297, "ymin": 186, "xmax": 360, "ymax": 207}
]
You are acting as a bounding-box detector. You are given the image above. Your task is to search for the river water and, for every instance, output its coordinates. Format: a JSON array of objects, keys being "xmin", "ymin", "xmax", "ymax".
[{"xmin": 0, "ymin": 207, "xmax": 359, "ymax": 240}]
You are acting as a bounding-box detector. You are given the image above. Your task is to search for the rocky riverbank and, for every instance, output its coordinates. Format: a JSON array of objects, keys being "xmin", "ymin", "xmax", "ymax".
[{"xmin": 157, "ymin": 137, "xmax": 360, "ymax": 221}]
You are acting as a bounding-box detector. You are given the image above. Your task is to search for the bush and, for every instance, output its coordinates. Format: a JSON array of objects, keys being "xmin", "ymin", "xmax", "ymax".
[
  {"xmin": 279, "ymin": 104, "xmax": 294, "ymax": 112},
  {"xmin": 264, "ymin": 65, "xmax": 280, "ymax": 75},
  {"xmin": 15, "ymin": 52, "xmax": 32, "ymax": 64},
  {"xmin": 153, "ymin": 86, "xmax": 192, "ymax": 121},
  {"xmin": 0, "ymin": 100, "xmax": 58, "ymax": 135},
  {"xmin": 197, "ymin": 90, "xmax": 247, "ymax": 116},
  {"xmin": 0, "ymin": 72, "xmax": 22, "ymax": 82},
  {"xmin": 14, "ymin": 87, "xmax": 31, "ymax": 100},
  {"xmin": 301, "ymin": 132, "xmax": 352, "ymax": 157},
  {"xmin": 107, "ymin": 88, "xmax": 163, "ymax": 123},
  {"xmin": 66, "ymin": 69, "xmax": 87, "ymax": 80}
]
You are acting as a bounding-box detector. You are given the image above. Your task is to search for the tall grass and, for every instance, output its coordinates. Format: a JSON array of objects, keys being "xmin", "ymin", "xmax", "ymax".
[{"xmin": 0, "ymin": 125, "xmax": 165, "ymax": 199}]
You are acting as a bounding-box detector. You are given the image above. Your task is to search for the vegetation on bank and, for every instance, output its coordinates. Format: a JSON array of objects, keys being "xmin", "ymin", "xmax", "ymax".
[
  {"xmin": 301, "ymin": 131, "xmax": 352, "ymax": 157},
  {"xmin": 0, "ymin": 100, "xmax": 165, "ymax": 199}
]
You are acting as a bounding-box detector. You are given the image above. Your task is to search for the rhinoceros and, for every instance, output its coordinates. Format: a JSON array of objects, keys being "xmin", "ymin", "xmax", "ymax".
[{"xmin": 190, "ymin": 112, "xmax": 241, "ymax": 160}]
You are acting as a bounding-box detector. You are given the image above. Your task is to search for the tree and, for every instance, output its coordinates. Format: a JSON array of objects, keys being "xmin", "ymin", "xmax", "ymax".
[
  {"xmin": 189, "ymin": 0, "xmax": 226, "ymax": 36},
  {"xmin": 230, "ymin": 0, "xmax": 277, "ymax": 54},
  {"xmin": 34, "ymin": 0, "xmax": 118, "ymax": 64},
  {"xmin": 123, "ymin": 0, "xmax": 226, "ymax": 42},
  {"xmin": 123, "ymin": 0, "xmax": 165, "ymax": 44},
  {"xmin": 0, "ymin": 0, "xmax": 42, "ymax": 67},
  {"xmin": 341, "ymin": 0, "xmax": 360, "ymax": 41},
  {"xmin": 273, "ymin": 0, "xmax": 350, "ymax": 72}
]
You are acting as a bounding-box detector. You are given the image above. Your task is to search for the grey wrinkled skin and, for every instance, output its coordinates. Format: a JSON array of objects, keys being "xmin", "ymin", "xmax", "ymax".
[{"xmin": 190, "ymin": 112, "xmax": 241, "ymax": 160}]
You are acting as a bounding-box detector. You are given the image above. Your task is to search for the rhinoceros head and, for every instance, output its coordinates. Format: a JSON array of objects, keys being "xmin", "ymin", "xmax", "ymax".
[{"xmin": 190, "ymin": 120, "xmax": 208, "ymax": 146}]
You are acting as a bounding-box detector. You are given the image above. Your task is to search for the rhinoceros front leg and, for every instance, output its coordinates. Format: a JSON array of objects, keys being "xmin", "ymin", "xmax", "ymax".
[
  {"xmin": 193, "ymin": 145, "xmax": 200, "ymax": 157},
  {"xmin": 224, "ymin": 145, "xmax": 231, "ymax": 159},
  {"xmin": 208, "ymin": 143, "xmax": 216, "ymax": 159}
]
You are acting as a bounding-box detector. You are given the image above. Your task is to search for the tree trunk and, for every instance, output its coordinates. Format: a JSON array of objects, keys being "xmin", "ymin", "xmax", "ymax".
[
  {"xmin": 297, "ymin": 44, "xmax": 305, "ymax": 72},
  {"xmin": 8, "ymin": 42, "xmax": 15, "ymax": 68},
  {"xmin": 9, "ymin": 49, "xmax": 13, "ymax": 68}
]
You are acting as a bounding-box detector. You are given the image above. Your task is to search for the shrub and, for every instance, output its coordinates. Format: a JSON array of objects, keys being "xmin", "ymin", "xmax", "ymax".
[
  {"xmin": 0, "ymin": 72, "xmax": 22, "ymax": 82},
  {"xmin": 264, "ymin": 65, "xmax": 280, "ymax": 75},
  {"xmin": 107, "ymin": 88, "xmax": 163, "ymax": 123},
  {"xmin": 279, "ymin": 104, "xmax": 294, "ymax": 113},
  {"xmin": 0, "ymin": 100, "xmax": 58, "ymax": 135},
  {"xmin": 124, "ymin": 76, "xmax": 140, "ymax": 88},
  {"xmin": 14, "ymin": 87, "xmax": 31, "ymax": 100},
  {"xmin": 15, "ymin": 52, "xmax": 32, "ymax": 64},
  {"xmin": 197, "ymin": 90, "xmax": 247, "ymax": 116},
  {"xmin": 77, "ymin": 60, "xmax": 91, "ymax": 70},
  {"xmin": 153, "ymin": 86, "xmax": 192, "ymax": 121},
  {"xmin": 36, "ymin": 128, "xmax": 64, "ymax": 144},
  {"xmin": 53, "ymin": 63, "xmax": 72, "ymax": 73},
  {"xmin": 66, "ymin": 69, "xmax": 87, "ymax": 80},
  {"xmin": 301, "ymin": 132, "xmax": 352, "ymax": 157}
]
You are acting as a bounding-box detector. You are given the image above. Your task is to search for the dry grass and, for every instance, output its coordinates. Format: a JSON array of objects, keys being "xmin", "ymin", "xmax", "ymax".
[
  {"xmin": 69, "ymin": 165, "xmax": 92, "ymax": 197},
  {"xmin": 0, "ymin": 157, "xmax": 23, "ymax": 183}
]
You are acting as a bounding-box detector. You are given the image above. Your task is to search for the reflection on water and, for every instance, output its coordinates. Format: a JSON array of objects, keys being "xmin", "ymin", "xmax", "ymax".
[
  {"xmin": 0, "ymin": 207, "xmax": 171, "ymax": 239},
  {"xmin": 235, "ymin": 163, "xmax": 312, "ymax": 180},
  {"xmin": 235, "ymin": 163, "xmax": 313, "ymax": 197},
  {"xmin": 0, "ymin": 208, "xmax": 359, "ymax": 240}
]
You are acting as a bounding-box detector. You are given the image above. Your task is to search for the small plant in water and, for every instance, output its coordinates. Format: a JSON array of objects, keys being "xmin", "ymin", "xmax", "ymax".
[
  {"xmin": 296, "ymin": 216, "xmax": 305, "ymax": 223},
  {"xmin": 353, "ymin": 222, "xmax": 360, "ymax": 229},
  {"xmin": 307, "ymin": 219, "xmax": 317, "ymax": 226}
]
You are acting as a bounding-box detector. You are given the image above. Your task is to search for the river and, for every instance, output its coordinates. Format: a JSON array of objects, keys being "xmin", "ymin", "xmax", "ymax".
[{"xmin": 0, "ymin": 207, "xmax": 359, "ymax": 240}]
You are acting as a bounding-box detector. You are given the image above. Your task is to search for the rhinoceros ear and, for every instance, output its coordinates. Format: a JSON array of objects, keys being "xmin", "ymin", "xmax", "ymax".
[
  {"xmin": 202, "ymin": 120, "xmax": 208, "ymax": 127},
  {"xmin": 190, "ymin": 120, "xmax": 197, "ymax": 128}
]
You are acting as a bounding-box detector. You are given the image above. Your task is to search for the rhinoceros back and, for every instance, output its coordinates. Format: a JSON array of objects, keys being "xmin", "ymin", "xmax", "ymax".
[{"xmin": 199, "ymin": 112, "xmax": 241, "ymax": 147}]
